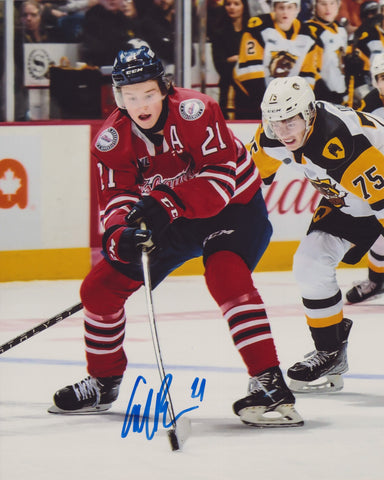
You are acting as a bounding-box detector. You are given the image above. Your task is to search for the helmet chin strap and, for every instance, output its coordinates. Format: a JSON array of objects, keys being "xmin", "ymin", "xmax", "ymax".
[{"xmin": 126, "ymin": 97, "xmax": 169, "ymax": 146}]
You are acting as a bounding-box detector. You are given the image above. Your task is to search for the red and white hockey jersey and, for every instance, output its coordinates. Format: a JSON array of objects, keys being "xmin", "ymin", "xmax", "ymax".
[{"xmin": 92, "ymin": 87, "xmax": 262, "ymax": 231}]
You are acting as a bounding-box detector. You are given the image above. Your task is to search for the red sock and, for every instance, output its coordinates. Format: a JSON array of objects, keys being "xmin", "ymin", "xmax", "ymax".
[
  {"xmin": 84, "ymin": 308, "xmax": 128, "ymax": 378},
  {"xmin": 205, "ymin": 251, "xmax": 279, "ymax": 376},
  {"xmin": 80, "ymin": 259, "xmax": 142, "ymax": 377}
]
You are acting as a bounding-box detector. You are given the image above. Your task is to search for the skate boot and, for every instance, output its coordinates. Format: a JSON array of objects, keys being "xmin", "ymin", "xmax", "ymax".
[
  {"xmin": 288, "ymin": 318, "xmax": 353, "ymax": 394},
  {"xmin": 48, "ymin": 375, "xmax": 123, "ymax": 414},
  {"xmin": 346, "ymin": 278, "xmax": 384, "ymax": 303},
  {"xmin": 233, "ymin": 366, "xmax": 304, "ymax": 428}
]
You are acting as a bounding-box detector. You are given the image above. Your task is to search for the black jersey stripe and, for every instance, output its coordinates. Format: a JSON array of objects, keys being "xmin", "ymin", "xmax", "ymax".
[
  {"xmin": 233, "ymin": 326, "xmax": 271, "ymax": 343},
  {"xmin": 302, "ymin": 290, "xmax": 342, "ymax": 310}
]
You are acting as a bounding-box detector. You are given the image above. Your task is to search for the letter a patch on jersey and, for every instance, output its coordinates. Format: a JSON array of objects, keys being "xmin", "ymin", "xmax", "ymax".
[{"xmin": 322, "ymin": 137, "xmax": 345, "ymax": 160}]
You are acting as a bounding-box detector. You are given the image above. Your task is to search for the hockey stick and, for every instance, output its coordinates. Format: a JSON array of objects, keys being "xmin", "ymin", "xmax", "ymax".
[
  {"xmin": 347, "ymin": 74, "xmax": 355, "ymax": 108},
  {"xmin": 141, "ymin": 246, "xmax": 190, "ymax": 451},
  {"xmin": 0, "ymin": 302, "xmax": 83, "ymax": 354}
]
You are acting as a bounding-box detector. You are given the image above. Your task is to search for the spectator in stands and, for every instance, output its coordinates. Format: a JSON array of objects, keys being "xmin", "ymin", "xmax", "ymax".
[
  {"xmin": 307, "ymin": 0, "xmax": 349, "ymax": 104},
  {"xmin": 54, "ymin": 0, "xmax": 98, "ymax": 42},
  {"xmin": 140, "ymin": 0, "xmax": 176, "ymax": 74},
  {"xmin": 79, "ymin": 0, "xmax": 133, "ymax": 67},
  {"xmin": 19, "ymin": 0, "xmax": 59, "ymax": 42},
  {"xmin": 210, "ymin": 0, "xmax": 251, "ymax": 118},
  {"xmin": 337, "ymin": 0, "xmax": 378, "ymax": 36},
  {"xmin": 120, "ymin": 0, "xmax": 145, "ymax": 39},
  {"xmin": 207, "ymin": 0, "xmax": 227, "ymax": 40},
  {"xmin": 233, "ymin": 0, "xmax": 319, "ymax": 119},
  {"xmin": 14, "ymin": 1, "xmax": 60, "ymax": 120}
]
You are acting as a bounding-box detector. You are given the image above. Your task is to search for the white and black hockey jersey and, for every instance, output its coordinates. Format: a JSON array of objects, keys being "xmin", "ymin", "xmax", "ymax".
[
  {"xmin": 233, "ymin": 14, "xmax": 318, "ymax": 118},
  {"xmin": 307, "ymin": 18, "xmax": 348, "ymax": 96},
  {"xmin": 359, "ymin": 88, "xmax": 384, "ymax": 118},
  {"xmin": 248, "ymin": 101, "xmax": 384, "ymax": 228}
]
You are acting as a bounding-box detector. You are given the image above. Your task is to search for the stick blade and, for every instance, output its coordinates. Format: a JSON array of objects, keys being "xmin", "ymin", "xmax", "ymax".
[
  {"xmin": 167, "ymin": 417, "xmax": 192, "ymax": 451},
  {"xmin": 168, "ymin": 429, "xmax": 180, "ymax": 451}
]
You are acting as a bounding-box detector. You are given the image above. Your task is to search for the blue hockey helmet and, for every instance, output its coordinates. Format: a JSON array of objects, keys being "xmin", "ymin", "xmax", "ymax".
[
  {"xmin": 112, "ymin": 45, "xmax": 164, "ymax": 87},
  {"xmin": 112, "ymin": 43, "xmax": 170, "ymax": 109}
]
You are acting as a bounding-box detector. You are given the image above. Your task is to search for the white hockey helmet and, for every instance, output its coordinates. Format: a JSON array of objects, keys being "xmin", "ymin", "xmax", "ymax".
[
  {"xmin": 261, "ymin": 76, "xmax": 316, "ymax": 140},
  {"xmin": 371, "ymin": 52, "xmax": 384, "ymax": 88}
]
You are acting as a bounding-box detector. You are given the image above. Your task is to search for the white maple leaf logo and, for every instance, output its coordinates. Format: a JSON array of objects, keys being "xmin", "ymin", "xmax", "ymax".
[{"xmin": 0, "ymin": 168, "xmax": 22, "ymax": 200}]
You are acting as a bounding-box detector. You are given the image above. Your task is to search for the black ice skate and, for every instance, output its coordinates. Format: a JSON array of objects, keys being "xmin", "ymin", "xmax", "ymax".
[
  {"xmin": 48, "ymin": 375, "xmax": 123, "ymax": 414},
  {"xmin": 288, "ymin": 319, "xmax": 353, "ymax": 394},
  {"xmin": 346, "ymin": 278, "xmax": 384, "ymax": 303},
  {"xmin": 233, "ymin": 366, "xmax": 304, "ymax": 428}
]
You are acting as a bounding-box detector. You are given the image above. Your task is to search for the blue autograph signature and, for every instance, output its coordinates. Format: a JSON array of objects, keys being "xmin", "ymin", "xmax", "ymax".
[{"xmin": 121, "ymin": 374, "xmax": 206, "ymax": 440}]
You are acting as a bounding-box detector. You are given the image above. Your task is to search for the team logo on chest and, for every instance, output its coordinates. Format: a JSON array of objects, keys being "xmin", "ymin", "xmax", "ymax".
[
  {"xmin": 322, "ymin": 137, "xmax": 345, "ymax": 159},
  {"xmin": 179, "ymin": 99, "xmax": 205, "ymax": 121},
  {"xmin": 95, "ymin": 127, "xmax": 119, "ymax": 152}
]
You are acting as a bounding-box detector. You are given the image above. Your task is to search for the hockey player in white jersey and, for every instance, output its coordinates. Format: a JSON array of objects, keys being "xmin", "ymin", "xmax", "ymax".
[
  {"xmin": 248, "ymin": 76, "xmax": 384, "ymax": 393},
  {"xmin": 233, "ymin": 0, "xmax": 318, "ymax": 119},
  {"xmin": 306, "ymin": 0, "xmax": 349, "ymax": 104},
  {"xmin": 346, "ymin": 52, "xmax": 384, "ymax": 302}
]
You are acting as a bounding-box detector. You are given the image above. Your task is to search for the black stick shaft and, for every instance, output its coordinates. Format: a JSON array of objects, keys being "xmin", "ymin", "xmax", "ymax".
[
  {"xmin": 0, "ymin": 302, "xmax": 83, "ymax": 354},
  {"xmin": 141, "ymin": 249, "xmax": 180, "ymax": 450}
]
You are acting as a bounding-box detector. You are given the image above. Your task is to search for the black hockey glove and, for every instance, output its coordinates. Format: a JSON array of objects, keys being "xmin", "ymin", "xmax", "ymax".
[
  {"xmin": 126, "ymin": 185, "xmax": 185, "ymax": 243},
  {"xmin": 103, "ymin": 225, "xmax": 154, "ymax": 264},
  {"xmin": 344, "ymin": 50, "xmax": 366, "ymax": 88}
]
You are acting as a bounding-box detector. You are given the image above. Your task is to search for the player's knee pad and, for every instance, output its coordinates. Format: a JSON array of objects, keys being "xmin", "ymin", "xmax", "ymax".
[
  {"xmin": 293, "ymin": 232, "xmax": 350, "ymax": 297},
  {"xmin": 80, "ymin": 259, "xmax": 142, "ymax": 314},
  {"xmin": 204, "ymin": 250, "xmax": 255, "ymax": 307}
]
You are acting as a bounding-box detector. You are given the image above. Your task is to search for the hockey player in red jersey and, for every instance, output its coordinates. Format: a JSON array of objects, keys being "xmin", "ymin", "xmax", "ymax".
[
  {"xmin": 249, "ymin": 75, "xmax": 384, "ymax": 393},
  {"xmin": 48, "ymin": 44, "xmax": 303, "ymax": 427}
]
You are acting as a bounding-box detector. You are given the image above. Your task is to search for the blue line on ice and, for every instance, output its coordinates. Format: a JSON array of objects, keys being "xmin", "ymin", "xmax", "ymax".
[{"xmin": 1, "ymin": 357, "xmax": 383, "ymax": 380}]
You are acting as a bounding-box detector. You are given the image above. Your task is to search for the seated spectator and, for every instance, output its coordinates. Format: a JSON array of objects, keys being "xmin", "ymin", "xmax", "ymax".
[
  {"xmin": 55, "ymin": 0, "xmax": 98, "ymax": 42},
  {"xmin": 120, "ymin": 0, "xmax": 144, "ymax": 39},
  {"xmin": 14, "ymin": 1, "xmax": 59, "ymax": 120},
  {"xmin": 207, "ymin": 0, "xmax": 226, "ymax": 40},
  {"xmin": 19, "ymin": 0, "xmax": 60, "ymax": 42},
  {"xmin": 140, "ymin": 0, "xmax": 176, "ymax": 74},
  {"xmin": 79, "ymin": 0, "xmax": 133, "ymax": 67},
  {"xmin": 210, "ymin": 0, "xmax": 250, "ymax": 118}
]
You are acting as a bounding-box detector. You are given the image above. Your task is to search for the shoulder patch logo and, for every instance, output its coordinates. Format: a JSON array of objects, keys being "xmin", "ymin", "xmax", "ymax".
[
  {"xmin": 96, "ymin": 127, "xmax": 119, "ymax": 152},
  {"xmin": 248, "ymin": 16, "xmax": 262, "ymax": 28},
  {"xmin": 323, "ymin": 137, "xmax": 345, "ymax": 159},
  {"xmin": 179, "ymin": 99, "xmax": 205, "ymax": 121}
]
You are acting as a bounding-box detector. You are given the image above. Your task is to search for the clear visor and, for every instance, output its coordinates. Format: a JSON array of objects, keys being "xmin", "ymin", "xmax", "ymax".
[
  {"xmin": 268, "ymin": 114, "xmax": 305, "ymax": 138},
  {"xmin": 120, "ymin": 88, "xmax": 164, "ymax": 109}
]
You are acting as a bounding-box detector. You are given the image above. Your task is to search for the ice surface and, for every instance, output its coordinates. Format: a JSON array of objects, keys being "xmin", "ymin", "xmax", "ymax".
[{"xmin": 0, "ymin": 269, "xmax": 383, "ymax": 480}]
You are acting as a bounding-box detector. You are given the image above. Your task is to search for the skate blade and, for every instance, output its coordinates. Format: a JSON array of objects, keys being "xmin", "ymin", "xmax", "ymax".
[
  {"xmin": 289, "ymin": 374, "xmax": 344, "ymax": 394},
  {"xmin": 47, "ymin": 403, "xmax": 112, "ymax": 414},
  {"xmin": 238, "ymin": 404, "xmax": 304, "ymax": 428}
]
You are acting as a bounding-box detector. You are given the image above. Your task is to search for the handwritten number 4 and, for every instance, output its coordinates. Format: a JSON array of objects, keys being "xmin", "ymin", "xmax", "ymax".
[{"xmin": 191, "ymin": 377, "xmax": 206, "ymax": 402}]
